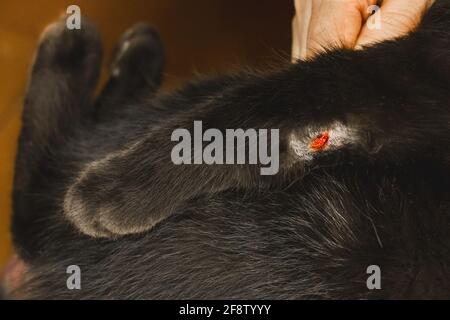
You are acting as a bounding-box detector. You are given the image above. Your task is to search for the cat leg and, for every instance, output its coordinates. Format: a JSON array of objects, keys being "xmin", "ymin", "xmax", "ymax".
[
  {"xmin": 94, "ymin": 23, "xmax": 164, "ymax": 120},
  {"xmin": 12, "ymin": 17, "xmax": 102, "ymax": 255},
  {"xmin": 63, "ymin": 2, "xmax": 450, "ymax": 238}
]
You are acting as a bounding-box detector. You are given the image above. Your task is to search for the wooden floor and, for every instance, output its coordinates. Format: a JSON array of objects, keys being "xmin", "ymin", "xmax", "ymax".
[{"xmin": 0, "ymin": 0, "xmax": 292, "ymax": 268}]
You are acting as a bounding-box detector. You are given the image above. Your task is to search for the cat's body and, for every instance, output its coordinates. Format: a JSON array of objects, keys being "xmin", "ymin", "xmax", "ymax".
[{"xmin": 3, "ymin": 1, "xmax": 450, "ymax": 299}]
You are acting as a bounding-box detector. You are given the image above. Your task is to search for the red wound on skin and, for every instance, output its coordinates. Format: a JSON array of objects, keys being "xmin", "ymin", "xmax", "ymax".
[{"xmin": 310, "ymin": 131, "xmax": 329, "ymax": 151}]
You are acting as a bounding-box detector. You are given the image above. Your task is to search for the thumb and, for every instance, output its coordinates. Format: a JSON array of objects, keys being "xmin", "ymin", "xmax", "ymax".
[{"xmin": 355, "ymin": 0, "xmax": 435, "ymax": 49}]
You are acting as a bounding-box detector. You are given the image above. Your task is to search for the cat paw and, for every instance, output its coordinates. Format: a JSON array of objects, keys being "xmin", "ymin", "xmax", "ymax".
[
  {"xmin": 110, "ymin": 23, "xmax": 164, "ymax": 88},
  {"xmin": 63, "ymin": 159, "xmax": 160, "ymax": 238},
  {"xmin": 36, "ymin": 16, "xmax": 102, "ymax": 88}
]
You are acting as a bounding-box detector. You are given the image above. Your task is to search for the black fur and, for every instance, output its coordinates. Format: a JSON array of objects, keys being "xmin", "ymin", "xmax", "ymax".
[{"xmin": 6, "ymin": 1, "xmax": 450, "ymax": 299}]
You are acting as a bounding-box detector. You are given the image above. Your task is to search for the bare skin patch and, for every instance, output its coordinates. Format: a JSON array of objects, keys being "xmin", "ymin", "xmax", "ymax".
[{"xmin": 289, "ymin": 121, "xmax": 358, "ymax": 161}]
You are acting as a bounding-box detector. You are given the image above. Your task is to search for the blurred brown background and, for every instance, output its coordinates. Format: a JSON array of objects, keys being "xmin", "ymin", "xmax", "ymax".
[{"xmin": 0, "ymin": 0, "xmax": 293, "ymax": 268}]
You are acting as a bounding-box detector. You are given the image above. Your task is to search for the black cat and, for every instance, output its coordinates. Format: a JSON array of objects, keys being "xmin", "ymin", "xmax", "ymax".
[{"xmin": 4, "ymin": 0, "xmax": 450, "ymax": 299}]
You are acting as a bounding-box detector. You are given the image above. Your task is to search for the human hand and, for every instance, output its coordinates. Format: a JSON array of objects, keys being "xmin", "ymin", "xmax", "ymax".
[{"xmin": 292, "ymin": 0, "xmax": 436, "ymax": 61}]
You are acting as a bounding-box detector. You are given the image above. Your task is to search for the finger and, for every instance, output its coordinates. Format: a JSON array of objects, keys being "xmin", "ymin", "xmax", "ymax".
[
  {"xmin": 291, "ymin": 16, "xmax": 301, "ymax": 62},
  {"xmin": 292, "ymin": 0, "xmax": 313, "ymax": 61},
  {"xmin": 356, "ymin": 0, "xmax": 435, "ymax": 48}
]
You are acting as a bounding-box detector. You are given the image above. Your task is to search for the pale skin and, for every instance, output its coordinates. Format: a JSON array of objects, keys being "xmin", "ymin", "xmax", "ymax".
[{"xmin": 292, "ymin": 0, "xmax": 436, "ymax": 61}]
